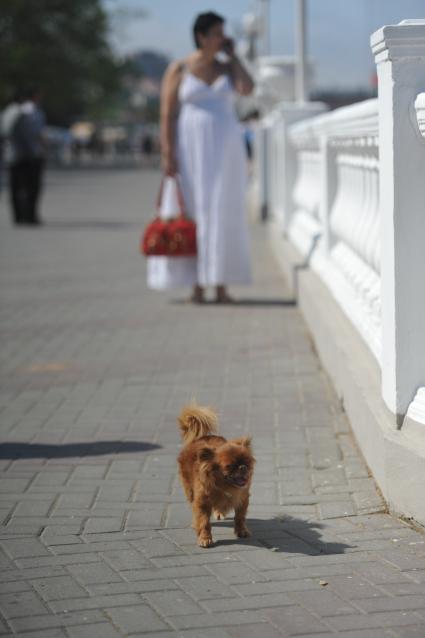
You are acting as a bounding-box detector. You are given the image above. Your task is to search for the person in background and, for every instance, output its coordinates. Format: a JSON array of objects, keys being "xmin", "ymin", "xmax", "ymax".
[
  {"xmin": 1, "ymin": 90, "xmax": 23, "ymax": 212},
  {"xmin": 8, "ymin": 87, "xmax": 46, "ymax": 226},
  {"xmin": 154, "ymin": 11, "xmax": 254, "ymax": 303}
]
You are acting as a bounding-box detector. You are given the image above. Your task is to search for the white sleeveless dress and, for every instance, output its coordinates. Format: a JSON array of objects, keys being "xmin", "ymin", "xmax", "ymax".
[{"xmin": 147, "ymin": 72, "xmax": 251, "ymax": 289}]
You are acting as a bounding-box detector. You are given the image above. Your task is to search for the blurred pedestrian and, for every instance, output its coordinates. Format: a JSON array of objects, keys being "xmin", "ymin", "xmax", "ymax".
[
  {"xmin": 151, "ymin": 11, "xmax": 254, "ymax": 302},
  {"xmin": 1, "ymin": 90, "xmax": 23, "ymax": 208},
  {"xmin": 8, "ymin": 87, "xmax": 46, "ymax": 226}
]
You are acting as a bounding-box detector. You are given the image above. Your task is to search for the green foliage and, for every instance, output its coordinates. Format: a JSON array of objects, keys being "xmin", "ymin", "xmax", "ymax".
[{"xmin": 0, "ymin": 0, "xmax": 120, "ymax": 124}]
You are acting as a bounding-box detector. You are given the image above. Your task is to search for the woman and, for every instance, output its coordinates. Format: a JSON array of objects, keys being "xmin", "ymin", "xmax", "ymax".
[{"xmin": 152, "ymin": 11, "xmax": 254, "ymax": 303}]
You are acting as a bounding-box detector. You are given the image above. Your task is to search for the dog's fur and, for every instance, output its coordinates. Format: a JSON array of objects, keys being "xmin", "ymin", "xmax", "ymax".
[{"xmin": 177, "ymin": 403, "xmax": 255, "ymax": 547}]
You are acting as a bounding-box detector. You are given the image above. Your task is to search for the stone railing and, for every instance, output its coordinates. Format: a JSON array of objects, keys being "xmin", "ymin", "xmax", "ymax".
[
  {"xmin": 265, "ymin": 20, "xmax": 425, "ymax": 427},
  {"xmin": 286, "ymin": 98, "xmax": 382, "ymax": 361}
]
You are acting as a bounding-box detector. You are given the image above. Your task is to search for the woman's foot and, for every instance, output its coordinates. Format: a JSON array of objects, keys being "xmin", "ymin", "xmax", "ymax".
[
  {"xmin": 216, "ymin": 286, "xmax": 234, "ymax": 304},
  {"xmin": 190, "ymin": 285, "xmax": 205, "ymax": 304}
]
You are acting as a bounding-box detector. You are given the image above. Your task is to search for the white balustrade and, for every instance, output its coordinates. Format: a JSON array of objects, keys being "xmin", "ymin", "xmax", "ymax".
[
  {"xmin": 265, "ymin": 20, "xmax": 425, "ymax": 425},
  {"xmin": 283, "ymin": 99, "xmax": 382, "ymax": 360}
]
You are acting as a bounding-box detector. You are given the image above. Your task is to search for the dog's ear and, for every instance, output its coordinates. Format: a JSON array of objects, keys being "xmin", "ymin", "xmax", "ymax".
[
  {"xmin": 199, "ymin": 447, "xmax": 215, "ymax": 462},
  {"xmin": 232, "ymin": 436, "xmax": 252, "ymax": 449}
]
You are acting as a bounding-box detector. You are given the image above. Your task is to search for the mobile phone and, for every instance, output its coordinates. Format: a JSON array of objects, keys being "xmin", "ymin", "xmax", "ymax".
[{"xmin": 222, "ymin": 37, "xmax": 234, "ymax": 56}]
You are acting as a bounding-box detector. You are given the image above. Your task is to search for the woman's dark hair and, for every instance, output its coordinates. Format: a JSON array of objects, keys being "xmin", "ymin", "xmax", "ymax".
[{"xmin": 193, "ymin": 12, "xmax": 224, "ymax": 49}]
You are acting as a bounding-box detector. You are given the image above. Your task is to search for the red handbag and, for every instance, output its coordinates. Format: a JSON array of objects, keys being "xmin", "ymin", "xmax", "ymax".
[{"xmin": 141, "ymin": 177, "xmax": 197, "ymax": 257}]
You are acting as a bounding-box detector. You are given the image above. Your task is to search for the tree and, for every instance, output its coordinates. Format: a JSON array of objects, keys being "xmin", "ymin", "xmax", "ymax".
[{"xmin": 0, "ymin": 0, "xmax": 120, "ymax": 124}]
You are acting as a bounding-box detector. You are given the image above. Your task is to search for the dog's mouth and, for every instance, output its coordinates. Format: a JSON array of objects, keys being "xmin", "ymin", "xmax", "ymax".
[{"xmin": 231, "ymin": 476, "xmax": 248, "ymax": 488}]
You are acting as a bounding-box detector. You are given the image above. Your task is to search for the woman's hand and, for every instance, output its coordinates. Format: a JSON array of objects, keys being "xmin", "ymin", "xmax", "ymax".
[
  {"xmin": 222, "ymin": 37, "xmax": 235, "ymax": 58},
  {"xmin": 162, "ymin": 152, "xmax": 178, "ymax": 176}
]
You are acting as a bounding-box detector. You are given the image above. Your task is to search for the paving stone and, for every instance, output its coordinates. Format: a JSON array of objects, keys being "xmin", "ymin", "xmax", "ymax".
[
  {"xmin": 48, "ymin": 593, "xmax": 141, "ymax": 613},
  {"xmin": 87, "ymin": 579, "xmax": 180, "ymax": 596},
  {"xmin": 204, "ymin": 593, "xmax": 293, "ymax": 612},
  {"xmin": 402, "ymin": 570, "xmax": 425, "ymax": 584},
  {"xmin": 326, "ymin": 611, "xmax": 425, "ymax": 631},
  {"xmin": 354, "ymin": 561, "xmax": 422, "ymax": 585},
  {"xmin": 31, "ymin": 575, "xmax": 88, "ymax": 601},
  {"xmin": 84, "ymin": 517, "xmax": 125, "ymax": 534},
  {"xmin": 380, "ymin": 582, "xmax": 425, "ymax": 596},
  {"xmin": 176, "ymin": 576, "xmax": 236, "ymax": 601},
  {"xmin": 100, "ymin": 548, "xmax": 151, "ymax": 571},
  {"xmin": 122, "ymin": 565, "xmax": 209, "ymax": 582},
  {"xmin": 9, "ymin": 610, "xmax": 106, "ymax": 633},
  {"xmin": 152, "ymin": 553, "xmax": 240, "ymax": 568},
  {"xmin": 261, "ymin": 605, "xmax": 331, "ymax": 635},
  {"xmin": 318, "ymin": 500, "xmax": 356, "ymax": 518},
  {"xmin": 126, "ymin": 506, "xmax": 165, "ymax": 530},
  {"xmin": 66, "ymin": 562, "xmax": 122, "ymax": 585},
  {"xmin": 0, "ymin": 580, "xmax": 31, "ymax": 594},
  {"xmin": 235, "ymin": 578, "xmax": 323, "ymax": 596},
  {"xmin": 0, "ymin": 590, "xmax": 49, "ymax": 618},
  {"xmin": 14, "ymin": 500, "xmax": 54, "ymax": 516},
  {"xmin": 15, "ymin": 553, "xmax": 102, "ymax": 569},
  {"xmin": 178, "ymin": 630, "xmax": 232, "ymax": 638},
  {"xmin": 131, "ymin": 535, "xmax": 182, "ymax": 558},
  {"xmin": 144, "ymin": 590, "xmax": 203, "ymax": 616},
  {"xmin": 105, "ymin": 604, "xmax": 170, "ymax": 633},
  {"xmin": 66, "ymin": 624, "xmax": 123, "ymax": 638},
  {"xmin": 168, "ymin": 610, "xmax": 267, "ymax": 630},
  {"xmin": 0, "ymin": 478, "xmax": 31, "ymax": 493},
  {"xmin": 237, "ymin": 548, "xmax": 292, "ymax": 571},
  {"xmin": 0, "ymin": 538, "xmax": 50, "ymax": 559},
  {"xmin": 6, "ymin": 630, "xmax": 67, "ymax": 638},
  {"xmin": 355, "ymin": 595, "xmax": 425, "ymax": 613},
  {"xmin": 205, "ymin": 561, "xmax": 267, "ymax": 585},
  {"xmin": 226, "ymin": 624, "xmax": 285, "ymax": 638},
  {"xmin": 48, "ymin": 540, "xmax": 129, "ymax": 555},
  {"xmin": 379, "ymin": 551, "xmax": 425, "ymax": 572},
  {"xmin": 287, "ymin": 588, "xmax": 359, "ymax": 616},
  {"xmin": 392, "ymin": 627, "xmax": 425, "ymax": 638},
  {"xmin": 326, "ymin": 574, "xmax": 385, "ymax": 599}
]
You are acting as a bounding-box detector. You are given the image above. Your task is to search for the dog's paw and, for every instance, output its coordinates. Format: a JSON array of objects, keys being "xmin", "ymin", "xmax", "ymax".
[
  {"xmin": 235, "ymin": 526, "xmax": 251, "ymax": 538},
  {"xmin": 198, "ymin": 535, "xmax": 213, "ymax": 548}
]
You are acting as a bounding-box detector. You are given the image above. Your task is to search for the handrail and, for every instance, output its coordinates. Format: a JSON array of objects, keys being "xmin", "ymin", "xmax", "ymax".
[{"xmin": 290, "ymin": 98, "xmax": 378, "ymax": 143}]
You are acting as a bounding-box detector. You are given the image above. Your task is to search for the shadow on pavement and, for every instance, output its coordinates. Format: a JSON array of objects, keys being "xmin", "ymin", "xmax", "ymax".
[
  {"xmin": 213, "ymin": 515, "xmax": 353, "ymax": 555},
  {"xmin": 43, "ymin": 220, "xmax": 141, "ymax": 230},
  {"xmin": 0, "ymin": 441, "xmax": 161, "ymax": 460},
  {"xmin": 171, "ymin": 298, "xmax": 296, "ymax": 307}
]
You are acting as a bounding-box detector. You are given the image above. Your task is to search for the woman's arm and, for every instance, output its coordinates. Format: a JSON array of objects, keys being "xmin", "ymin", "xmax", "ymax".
[
  {"xmin": 221, "ymin": 40, "xmax": 254, "ymax": 97},
  {"xmin": 160, "ymin": 61, "xmax": 183, "ymax": 175},
  {"xmin": 229, "ymin": 55, "xmax": 254, "ymax": 96}
]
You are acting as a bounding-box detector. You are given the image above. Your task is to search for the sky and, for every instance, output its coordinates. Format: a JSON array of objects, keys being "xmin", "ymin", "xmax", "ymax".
[{"xmin": 104, "ymin": 0, "xmax": 425, "ymax": 90}]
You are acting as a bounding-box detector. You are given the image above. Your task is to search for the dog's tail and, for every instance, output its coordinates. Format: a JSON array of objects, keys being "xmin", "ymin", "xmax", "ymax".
[{"xmin": 178, "ymin": 403, "xmax": 218, "ymax": 444}]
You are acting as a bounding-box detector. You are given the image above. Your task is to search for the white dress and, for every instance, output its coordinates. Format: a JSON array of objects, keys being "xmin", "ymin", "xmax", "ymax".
[{"xmin": 147, "ymin": 72, "xmax": 251, "ymax": 289}]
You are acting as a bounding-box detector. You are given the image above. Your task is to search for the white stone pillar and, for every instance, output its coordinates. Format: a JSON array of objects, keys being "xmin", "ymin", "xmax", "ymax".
[
  {"xmin": 295, "ymin": 0, "xmax": 308, "ymax": 103},
  {"xmin": 318, "ymin": 134, "xmax": 335, "ymax": 256},
  {"xmin": 371, "ymin": 20, "xmax": 425, "ymax": 423},
  {"xmin": 272, "ymin": 103, "xmax": 327, "ymax": 232}
]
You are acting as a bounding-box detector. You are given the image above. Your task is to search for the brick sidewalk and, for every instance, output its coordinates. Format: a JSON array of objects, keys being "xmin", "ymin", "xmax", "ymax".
[{"xmin": 0, "ymin": 169, "xmax": 424, "ymax": 637}]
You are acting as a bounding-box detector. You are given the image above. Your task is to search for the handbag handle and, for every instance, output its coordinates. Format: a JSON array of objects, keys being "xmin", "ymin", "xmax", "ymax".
[{"xmin": 156, "ymin": 175, "xmax": 187, "ymax": 217}]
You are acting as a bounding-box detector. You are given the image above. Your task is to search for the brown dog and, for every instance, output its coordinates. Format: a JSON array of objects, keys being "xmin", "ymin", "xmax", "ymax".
[{"xmin": 177, "ymin": 403, "xmax": 255, "ymax": 547}]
